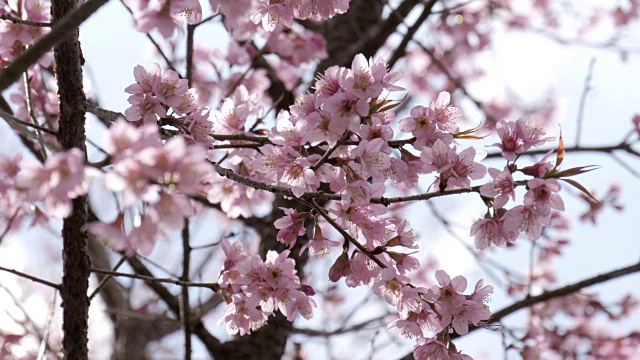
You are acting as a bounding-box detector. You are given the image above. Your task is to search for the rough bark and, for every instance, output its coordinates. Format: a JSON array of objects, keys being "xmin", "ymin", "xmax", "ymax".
[
  {"xmin": 315, "ymin": 0, "xmax": 413, "ymax": 73},
  {"xmin": 52, "ymin": 0, "xmax": 90, "ymax": 357}
]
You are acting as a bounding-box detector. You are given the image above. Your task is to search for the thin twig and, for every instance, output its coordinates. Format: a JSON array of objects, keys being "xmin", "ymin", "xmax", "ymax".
[
  {"xmin": 88, "ymin": 255, "xmax": 127, "ymax": 301},
  {"xmin": 212, "ymin": 162, "xmax": 500, "ymax": 205},
  {"xmin": 388, "ymin": 0, "xmax": 437, "ymax": 69},
  {"xmin": 36, "ymin": 289, "xmax": 58, "ymax": 360},
  {"xmin": 311, "ymin": 134, "xmax": 350, "ymax": 171},
  {"xmin": 119, "ymin": 0, "xmax": 181, "ymax": 75},
  {"xmin": 89, "ymin": 268, "xmax": 218, "ymax": 290},
  {"xmin": 0, "ymin": 108, "xmax": 57, "ymax": 135},
  {"xmin": 23, "ymin": 72, "xmax": 50, "ymax": 160},
  {"xmin": 0, "ymin": 13, "xmax": 52, "ymax": 27},
  {"xmin": 191, "ymin": 239, "xmax": 222, "ymax": 250},
  {"xmin": 414, "ymin": 42, "xmax": 493, "ymax": 124},
  {"xmin": 181, "ymin": 220, "xmax": 193, "ymax": 360},
  {"xmin": 291, "ymin": 314, "xmax": 390, "ymax": 336},
  {"xmin": 308, "ymin": 199, "xmax": 387, "ymax": 269},
  {"xmin": 608, "ymin": 152, "xmax": 640, "ymax": 180},
  {"xmin": 0, "ymin": 209, "xmax": 21, "ymax": 245},
  {"xmin": 575, "ymin": 58, "xmax": 596, "ymax": 146},
  {"xmin": 194, "ymin": 14, "xmax": 219, "ymax": 27},
  {"xmin": 186, "ymin": 24, "xmax": 195, "ymax": 87},
  {"xmin": 125, "ymin": 256, "xmax": 223, "ymax": 356},
  {"xmin": 0, "ymin": 265, "xmax": 61, "ymax": 289},
  {"xmin": 426, "ymin": 201, "xmax": 512, "ymax": 286}
]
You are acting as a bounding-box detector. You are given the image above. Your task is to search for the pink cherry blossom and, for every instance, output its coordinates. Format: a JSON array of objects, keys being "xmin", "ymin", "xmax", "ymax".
[
  {"xmin": 274, "ymin": 208, "xmax": 309, "ymax": 248},
  {"xmin": 524, "ymin": 178, "xmax": 565, "ymax": 215},
  {"xmin": 413, "ymin": 338, "xmax": 450, "ymax": 360},
  {"xmin": 470, "ymin": 211, "xmax": 518, "ymax": 250},
  {"xmin": 504, "ymin": 204, "xmax": 551, "ymax": 240},
  {"xmin": 218, "ymin": 294, "xmax": 268, "ymax": 336},
  {"xmin": 300, "ymin": 223, "xmax": 341, "ymax": 256},
  {"xmin": 480, "ymin": 167, "xmax": 516, "ymax": 208}
]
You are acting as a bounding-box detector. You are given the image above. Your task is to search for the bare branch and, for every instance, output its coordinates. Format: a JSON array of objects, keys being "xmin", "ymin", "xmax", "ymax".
[
  {"xmin": 0, "ymin": 265, "xmax": 61, "ymax": 289},
  {"xmin": 125, "ymin": 256, "xmax": 224, "ymax": 357},
  {"xmin": 186, "ymin": 24, "xmax": 196, "ymax": 88},
  {"xmin": 0, "ymin": 108, "xmax": 57, "ymax": 135},
  {"xmin": 388, "ymin": 0, "xmax": 437, "ymax": 69},
  {"xmin": 575, "ymin": 58, "xmax": 596, "ymax": 146},
  {"xmin": 181, "ymin": 220, "xmax": 193, "ymax": 360},
  {"xmin": 89, "ymin": 268, "xmax": 218, "ymax": 290},
  {"xmin": 0, "ymin": 13, "xmax": 52, "ymax": 27}
]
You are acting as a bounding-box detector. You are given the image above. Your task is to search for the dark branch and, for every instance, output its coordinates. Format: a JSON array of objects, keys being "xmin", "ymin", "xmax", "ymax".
[
  {"xmin": 0, "ymin": 265, "xmax": 61, "ymax": 289},
  {"xmin": 0, "ymin": 0, "xmax": 110, "ymax": 91}
]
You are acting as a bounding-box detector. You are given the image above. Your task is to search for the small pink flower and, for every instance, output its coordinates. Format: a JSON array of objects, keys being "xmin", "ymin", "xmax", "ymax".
[
  {"xmin": 350, "ymin": 138, "xmax": 391, "ymax": 181},
  {"xmin": 342, "ymin": 54, "xmax": 383, "ymax": 99},
  {"xmin": 430, "ymin": 91, "xmax": 461, "ymax": 133},
  {"xmin": 373, "ymin": 268, "xmax": 409, "ymax": 305},
  {"xmin": 315, "ymin": 65, "xmax": 348, "ymax": 99},
  {"xmin": 262, "ymin": 250, "xmax": 298, "ymax": 289},
  {"xmin": 280, "ymin": 156, "xmax": 319, "ymax": 197},
  {"xmin": 323, "ymin": 91, "xmax": 369, "ymax": 134},
  {"xmin": 300, "ymin": 223, "xmax": 341, "ymax": 256},
  {"xmin": 524, "ymin": 178, "xmax": 564, "ymax": 215},
  {"xmin": 470, "ymin": 211, "xmax": 518, "ymax": 250},
  {"xmin": 274, "ymin": 208, "xmax": 308, "ymax": 248},
  {"xmin": 297, "ymin": 0, "xmax": 349, "ymax": 21},
  {"xmin": 413, "ymin": 338, "xmax": 450, "ymax": 360},
  {"xmin": 124, "ymin": 63, "xmax": 161, "ymax": 95},
  {"xmin": 124, "ymin": 93, "xmax": 167, "ymax": 124},
  {"xmin": 171, "ymin": 0, "xmax": 202, "ymax": 24},
  {"xmin": 480, "ymin": 167, "xmax": 516, "ymax": 208},
  {"xmin": 217, "ymin": 294, "xmax": 268, "ymax": 336},
  {"xmin": 386, "ymin": 220, "xmax": 418, "ymax": 249},
  {"xmin": 388, "ymin": 251, "xmax": 420, "ymax": 274},
  {"xmin": 135, "ymin": 2, "xmax": 184, "ymax": 38},
  {"xmin": 253, "ymin": 0, "xmax": 295, "ymax": 31},
  {"xmin": 17, "ymin": 149, "xmax": 88, "ymax": 218},
  {"xmin": 504, "ymin": 205, "xmax": 551, "ymax": 240},
  {"xmin": 387, "ymin": 318, "xmax": 423, "ymax": 339},
  {"xmin": 492, "ymin": 119, "xmax": 525, "ymax": 161},
  {"xmin": 153, "ymin": 68, "xmax": 189, "ymax": 107}
]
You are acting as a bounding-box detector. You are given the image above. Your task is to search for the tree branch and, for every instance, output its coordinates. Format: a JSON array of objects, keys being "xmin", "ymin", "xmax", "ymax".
[
  {"xmin": 0, "ymin": 265, "xmax": 61, "ymax": 289},
  {"xmin": 125, "ymin": 256, "xmax": 224, "ymax": 357},
  {"xmin": 180, "ymin": 220, "xmax": 193, "ymax": 360},
  {"xmin": 481, "ymin": 260, "xmax": 640, "ymax": 331},
  {"xmin": 0, "ymin": 13, "xmax": 52, "ymax": 27},
  {"xmin": 89, "ymin": 268, "xmax": 218, "ymax": 290},
  {"xmin": 388, "ymin": 0, "xmax": 438, "ymax": 69},
  {"xmin": 52, "ymin": 0, "xmax": 91, "ymax": 356},
  {"xmin": 0, "ymin": 0, "xmax": 110, "ymax": 91}
]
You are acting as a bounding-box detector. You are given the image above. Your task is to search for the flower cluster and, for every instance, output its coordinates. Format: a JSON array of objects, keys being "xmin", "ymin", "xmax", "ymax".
[
  {"xmin": 216, "ymin": 239, "xmax": 316, "ymax": 335},
  {"xmin": 0, "ymin": 0, "xmax": 50, "ymax": 65},
  {"xmin": 125, "ymin": 0, "xmax": 202, "ymax": 38},
  {"xmin": 124, "ymin": 63, "xmax": 198, "ymax": 124},
  {"xmin": 471, "ymin": 120, "xmax": 567, "ymax": 250},
  {"xmin": 381, "ymin": 270, "xmax": 492, "ymax": 359},
  {"xmin": 0, "ymin": 149, "xmax": 90, "ymax": 230},
  {"xmin": 88, "ymin": 120, "xmax": 212, "ymax": 255},
  {"xmin": 253, "ymin": 0, "xmax": 349, "ymax": 31}
]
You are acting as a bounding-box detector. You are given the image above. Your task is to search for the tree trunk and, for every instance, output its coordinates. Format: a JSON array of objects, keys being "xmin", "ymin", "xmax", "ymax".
[{"xmin": 52, "ymin": 0, "xmax": 90, "ymax": 358}]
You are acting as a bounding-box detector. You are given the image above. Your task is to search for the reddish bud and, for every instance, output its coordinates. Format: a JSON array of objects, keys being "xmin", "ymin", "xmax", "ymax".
[{"xmin": 328, "ymin": 251, "xmax": 350, "ymax": 282}]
